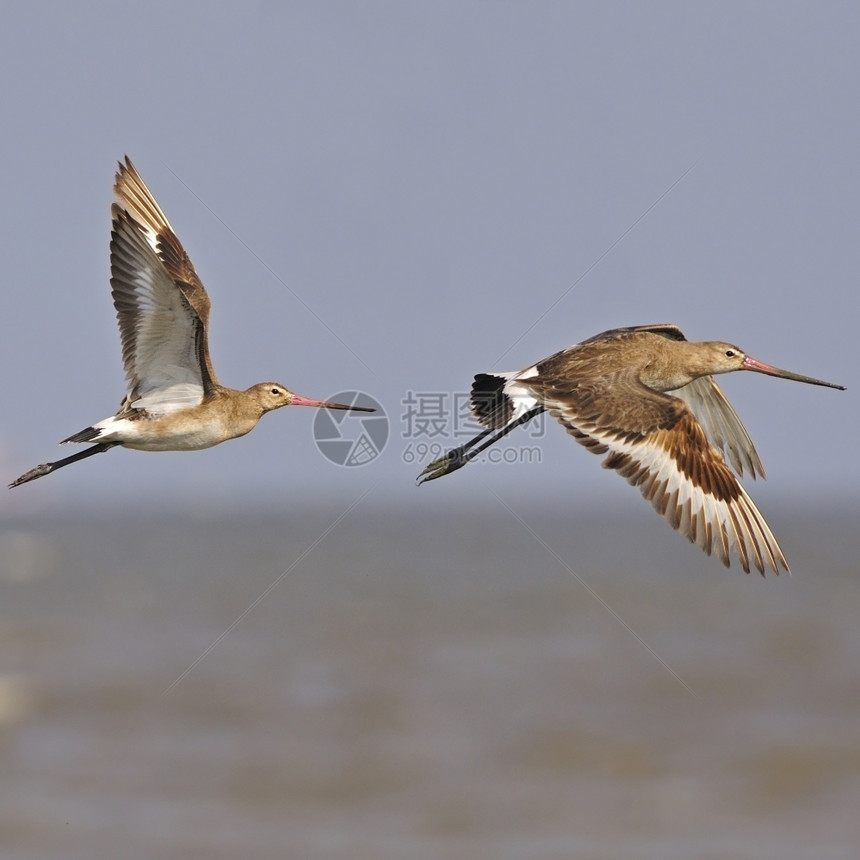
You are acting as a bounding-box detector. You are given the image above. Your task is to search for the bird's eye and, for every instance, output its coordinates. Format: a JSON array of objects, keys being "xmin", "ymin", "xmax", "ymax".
[
  {"xmin": 271, "ymin": 387, "xmax": 281, "ymax": 395},
  {"xmin": 725, "ymin": 350, "xmax": 735, "ymax": 357}
]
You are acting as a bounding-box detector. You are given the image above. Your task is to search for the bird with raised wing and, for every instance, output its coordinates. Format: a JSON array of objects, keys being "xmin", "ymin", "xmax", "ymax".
[
  {"xmin": 10, "ymin": 157, "xmax": 373, "ymax": 488},
  {"xmin": 417, "ymin": 323, "xmax": 845, "ymax": 575}
]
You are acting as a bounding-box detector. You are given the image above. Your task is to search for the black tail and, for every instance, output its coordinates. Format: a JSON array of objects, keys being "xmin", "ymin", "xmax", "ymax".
[
  {"xmin": 470, "ymin": 373, "xmax": 514, "ymax": 429},
  {"xmin": 60, "ymin": 426, "xmax": 102, "ymax": 444}
]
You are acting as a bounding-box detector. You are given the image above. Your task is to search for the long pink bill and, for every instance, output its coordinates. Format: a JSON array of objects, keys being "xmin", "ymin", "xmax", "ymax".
[
  {"xmin": 290, "ymin": 393, "xmax": 376, "ymax": 412},
  {"xmin": 743, "ymin": 356, "xmax": 845, "ymax": 390}
]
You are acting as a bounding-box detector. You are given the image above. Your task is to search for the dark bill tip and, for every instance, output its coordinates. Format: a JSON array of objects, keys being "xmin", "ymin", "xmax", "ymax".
[{"xmin": 742, "ymin": 356, "xmax": 845, "ymax": 390}]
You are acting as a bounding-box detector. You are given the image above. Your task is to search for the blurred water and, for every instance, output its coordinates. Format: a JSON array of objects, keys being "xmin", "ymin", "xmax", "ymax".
[{"xmin": 0, "ymin": 502, "xmax": 858, "ymax": 859}]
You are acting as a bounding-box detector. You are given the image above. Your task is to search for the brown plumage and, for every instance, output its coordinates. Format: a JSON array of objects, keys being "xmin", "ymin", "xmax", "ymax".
[
  {"xmin": 418, "ymin": 323, "xmax": 845, "ymax": 575},
  {"xmin": 10, "ymin": 156, "xmax": 373, "ymax": 489}
]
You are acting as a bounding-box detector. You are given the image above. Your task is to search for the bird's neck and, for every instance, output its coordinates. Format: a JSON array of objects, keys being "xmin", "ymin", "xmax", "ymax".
[
  {"xmin": 641, "ymin": 342, "xmax": 715, "ymax": 391},
  {"xmin": 209, "ymin": 387, "xmax": 266, "ymax": 433}
]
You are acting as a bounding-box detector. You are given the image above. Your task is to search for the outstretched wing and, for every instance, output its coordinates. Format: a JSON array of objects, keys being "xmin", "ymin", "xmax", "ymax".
[
  {"xmin": 532, "ymin": 371, "xmax": 787, "ymax": 575},
  {"xmin": 674, "ymin": 376, "xmax": 765, "ymax": 479},
  {"xmin": 578, "ymin": 325, "xmax": 766, "ymax": 478},
  {"xmin": 110, "ymin": 157, "xmax": 219, "ymax": 417}
]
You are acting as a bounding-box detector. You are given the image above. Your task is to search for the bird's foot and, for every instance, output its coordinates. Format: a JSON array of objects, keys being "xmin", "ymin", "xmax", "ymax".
[
  {"xmin": 8, "ymin": 463, "xmax": 54, "ymax": 489},
  {"xmin": 416, "ymin": 446, "xmax": 469, "ymax": 485}
]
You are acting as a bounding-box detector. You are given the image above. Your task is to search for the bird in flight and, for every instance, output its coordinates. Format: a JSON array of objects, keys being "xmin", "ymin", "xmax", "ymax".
[
  {"xmin": 10, "ymin": 157, "xmax": 373, "ymax": 488},
  {"xmin": 417, "ymin": 323, "xmax": 844, "ymax": 575}
]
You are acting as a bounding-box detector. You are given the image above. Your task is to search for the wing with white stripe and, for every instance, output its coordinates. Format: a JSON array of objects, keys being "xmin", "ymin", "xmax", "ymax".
[
  {"xmin": 110, "ymin": 207, "xmax": 207, "ymax": 416},
  {"xmin": 542, "ymin": 381, "xmax": 787, "ymax": 575},
  {"xmin": 109, "ymin": 157, "xmax": 221, "ymax": 417}
]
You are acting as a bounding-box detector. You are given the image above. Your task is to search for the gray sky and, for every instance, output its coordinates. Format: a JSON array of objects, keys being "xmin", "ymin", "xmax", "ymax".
[{"xmin": 1, "ymin": 1, "xmax": 856, "ymax": 515}]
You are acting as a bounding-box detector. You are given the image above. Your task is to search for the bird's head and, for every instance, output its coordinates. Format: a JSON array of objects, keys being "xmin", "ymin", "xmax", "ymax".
[
  {"xmin": 701, "ymin": 343, "xmax": 844, "ymax": 389},
  {"xmin": 249, "ymin": 383, "xmax": 377, "ymax": 414}
]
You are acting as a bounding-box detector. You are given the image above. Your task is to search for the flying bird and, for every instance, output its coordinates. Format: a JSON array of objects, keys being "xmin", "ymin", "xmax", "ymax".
[
  {"xmin": 417, "ymin": 323, "xmax": 844, "ymax": 575},
  {"xmin": 10, "ymin": 157, "xmax": 372, "ymax": 488}
]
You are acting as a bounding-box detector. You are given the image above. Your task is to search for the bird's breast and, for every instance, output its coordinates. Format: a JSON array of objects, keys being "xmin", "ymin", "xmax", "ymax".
[{"xmin": 118, "ymin": 409, "xmax": 259, "ymax": 451}]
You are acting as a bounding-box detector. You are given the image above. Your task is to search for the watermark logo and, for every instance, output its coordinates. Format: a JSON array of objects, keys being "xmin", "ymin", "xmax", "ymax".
[
  {"xmin": 313, "ymin": 391, "xmax": 389, "ymax": 467},
  {"xmin": 400, "ymin": 391, "xmax": 544, "ymax": 467},
  {"xmin": 313, "ymin": 390, "xmax": 545, "ymax": 469}
]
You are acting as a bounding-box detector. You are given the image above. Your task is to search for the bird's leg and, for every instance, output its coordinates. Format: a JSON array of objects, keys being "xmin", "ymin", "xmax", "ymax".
[
  {"xmin": 9, "ymin": 442, "xmax": 120, "ymax": 489},
  {"xmin": 416, "ymin": 427, "xmax": 494, "ymax": 482},
  {"xmin": 416, "ymin": 407, "xmax": 544, "ymax": 485}
]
